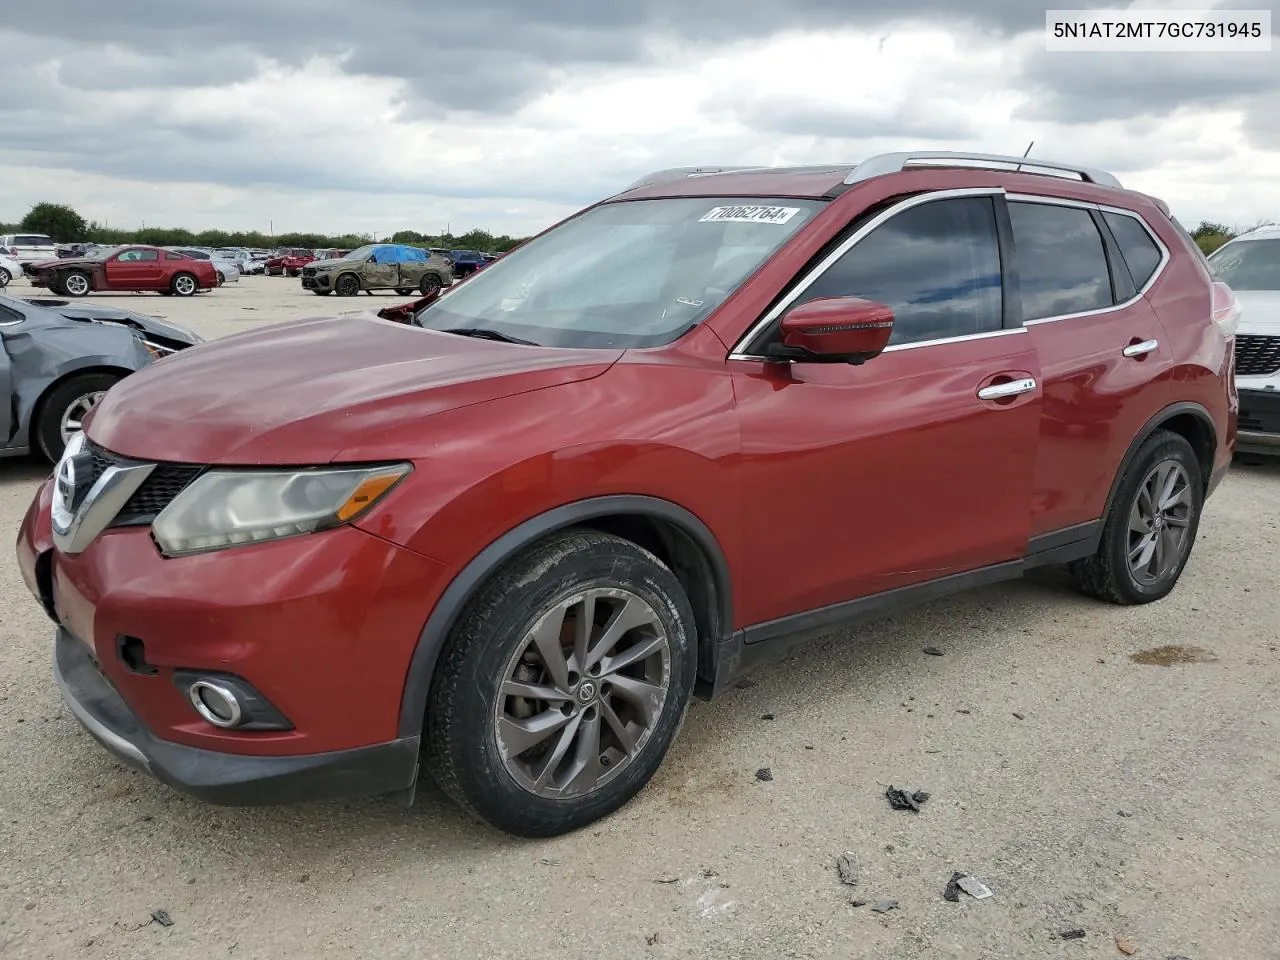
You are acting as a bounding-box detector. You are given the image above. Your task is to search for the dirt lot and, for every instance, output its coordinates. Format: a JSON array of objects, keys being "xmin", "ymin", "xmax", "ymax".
[{"xmin": 2, "ymin": 275, "xmax": 1278, "ymax": 959}]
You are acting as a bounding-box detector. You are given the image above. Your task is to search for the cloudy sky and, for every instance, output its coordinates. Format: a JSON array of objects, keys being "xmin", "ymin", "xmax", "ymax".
[{"xmin": 1, "ymin": 0, "xmax": 1276, "ymax": 239}]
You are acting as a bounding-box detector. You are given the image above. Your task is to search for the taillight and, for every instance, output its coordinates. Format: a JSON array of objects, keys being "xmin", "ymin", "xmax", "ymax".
[{"xmin": 1211, "ymin": 281, "xmax": 1240, "ymax": 337}]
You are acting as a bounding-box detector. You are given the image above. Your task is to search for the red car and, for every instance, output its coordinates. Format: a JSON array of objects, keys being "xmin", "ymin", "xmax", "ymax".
[
  {"xmin": 264, "ymin": 248, "xmax": 315, "ymax": 277},
  {"xmin": 17, "ymin": 150, "xmax": 1236, "ymax": 837},
  {"xmin": 25, "ymin": 245, "xmax": 218, "ymax": 297}
]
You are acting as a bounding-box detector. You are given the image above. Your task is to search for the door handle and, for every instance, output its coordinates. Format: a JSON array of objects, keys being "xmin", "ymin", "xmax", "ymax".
[
  {"xmin": 977, "ymin": 377, "xmax": 1037, "ymax": 401},
  {"xmin": 1123, "ymin": 339, "xmax": 1159, "ymax": 358}
]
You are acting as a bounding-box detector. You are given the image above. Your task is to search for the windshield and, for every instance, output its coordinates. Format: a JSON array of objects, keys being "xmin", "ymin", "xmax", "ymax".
[
  {"xmin": 87, "ymin": 246, "xmax": 127, "ymax": 260},
  {"xmin": 1209, "ymin": 238, "xmax": 1280, "ymax": 291},
  {"xmin": 344, "ymin": 245, "xmax": 376, "ymax": 260},
  {"xmin": 415, "ymin": 197, "xmax": 823, "ymax": 348}
]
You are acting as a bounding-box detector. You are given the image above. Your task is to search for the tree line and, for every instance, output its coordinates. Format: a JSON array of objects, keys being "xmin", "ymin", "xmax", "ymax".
[
  {"xmin": 2, "ymin": 202, "xmax": 529, "ymax": 253},
  {"xmin": 5, "ymin": 200, "xmax": 1273, "ymax": 259}
]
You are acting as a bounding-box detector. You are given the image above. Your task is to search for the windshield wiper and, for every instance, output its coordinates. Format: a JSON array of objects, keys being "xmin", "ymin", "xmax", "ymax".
[{"xmin": 441, "ymin": 327, "xmax": 540, "ymax": 346}]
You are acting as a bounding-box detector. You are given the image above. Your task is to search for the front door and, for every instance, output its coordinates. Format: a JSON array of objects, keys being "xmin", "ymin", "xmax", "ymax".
[
  {"xmin": 105, "ymin": 249, "xmax": 164, "ymax": 289},
  {"xmin": 730, "ymin": 192, "xmax": 1043, "ymax": 626},
  {"xmin": 364, "ymin": 249, "xmax": 399, "ymax": 289}
]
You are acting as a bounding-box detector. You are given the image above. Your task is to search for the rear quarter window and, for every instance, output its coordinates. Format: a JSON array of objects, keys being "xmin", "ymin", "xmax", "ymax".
[{"xmin": 1103, "ymin": 212, "xmax": 1163, "ymax": 289}]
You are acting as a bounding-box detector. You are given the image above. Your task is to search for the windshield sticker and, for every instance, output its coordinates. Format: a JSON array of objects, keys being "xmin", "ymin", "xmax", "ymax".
[{"xmin": 699, "ymin": 205, "xmax": 802, "ymax": 225}]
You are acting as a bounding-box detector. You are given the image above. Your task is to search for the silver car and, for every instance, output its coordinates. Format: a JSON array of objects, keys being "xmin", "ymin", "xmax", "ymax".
[
  {"xmin": 164, "ymin": 247, "xmax": 240, "ymax": 283},
  {"xmin": 0, "ymin": 293, "xmax": 202, "ymax": 461}
]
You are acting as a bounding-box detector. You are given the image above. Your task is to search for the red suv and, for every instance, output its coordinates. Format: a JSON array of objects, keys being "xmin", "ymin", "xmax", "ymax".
[{"xmin": 17, "ymin": 151, "xmax": 1237, "ymax": 837}]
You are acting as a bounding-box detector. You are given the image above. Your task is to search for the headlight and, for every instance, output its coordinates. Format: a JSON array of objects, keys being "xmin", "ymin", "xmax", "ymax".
[{"xmin": 151, "ymin": 464, "xmax": 410, "ymax": 557}]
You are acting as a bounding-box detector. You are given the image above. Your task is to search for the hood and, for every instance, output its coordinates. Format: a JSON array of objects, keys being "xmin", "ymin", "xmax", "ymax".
[
  {"xmin": 1234, "ymin": 290, "xmax": 1280, "ymax": 335},
  {"xmin": 309, "ymin": 257, "xmax": 359, "ymax": 270},
  {"xmin": 28, "ymin": 256, "xmax": 91, "ymax": 270},
  {"xmin": 22, "ymin": 297, "xmax": 203, "ymax": 348},
  {"xmin": 86, "ymin": 314, "xmax": 622, "ymax": 464}
]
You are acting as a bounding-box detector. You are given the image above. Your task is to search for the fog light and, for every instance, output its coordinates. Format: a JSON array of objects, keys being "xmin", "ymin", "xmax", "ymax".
[{"xmin": 188, "ymin": 680, "xmax": 244, "ymax": 728}]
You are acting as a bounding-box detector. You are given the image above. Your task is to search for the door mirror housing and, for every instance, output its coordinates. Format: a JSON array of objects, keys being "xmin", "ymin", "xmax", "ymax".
[{"xmin": 774, "ymin": 297, "xmax": 895, "ymax": 364}]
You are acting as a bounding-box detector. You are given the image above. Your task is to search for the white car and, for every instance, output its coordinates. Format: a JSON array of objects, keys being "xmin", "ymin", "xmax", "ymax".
[
  {"xmin": 0, "ymin": 252, "xmax": 21, "ymax": 287},
  {"xmin": 0, "ymin": 233, "xmax": 58, "ymax": 266},
  {"xmin": 1208, "ymin": 225, "xmax": 1280, "ymax": 457}
]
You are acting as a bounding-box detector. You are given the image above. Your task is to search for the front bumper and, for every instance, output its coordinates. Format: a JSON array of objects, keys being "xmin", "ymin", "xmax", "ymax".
[
  {"xmin": 1237, "ymin": 387, "xmax": 1280, "ymax": 455},
  {"xmin": 300, "ymin": 273, "xmax": 329, "ymax": 290},
  {"xmin": 54, "ymin": 628, "xmax": 420, "ymax": 804}
]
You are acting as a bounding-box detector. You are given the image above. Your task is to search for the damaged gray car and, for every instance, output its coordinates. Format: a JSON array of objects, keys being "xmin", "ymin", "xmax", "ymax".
[{"xmin": 0, "ymin": 294, "xmax": 202, "ymax": 461}]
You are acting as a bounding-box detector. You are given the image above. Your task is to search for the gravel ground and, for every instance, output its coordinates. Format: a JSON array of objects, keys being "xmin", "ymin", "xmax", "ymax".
[{"xmin": 1, "ymin": 275, "xmax": 1278, "ymax": 959}]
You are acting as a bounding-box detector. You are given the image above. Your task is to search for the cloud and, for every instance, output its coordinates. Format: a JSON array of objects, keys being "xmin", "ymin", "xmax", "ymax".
[{"xmin": 0, "ymin": 0, "xmax": 1276, "ymax": 236}]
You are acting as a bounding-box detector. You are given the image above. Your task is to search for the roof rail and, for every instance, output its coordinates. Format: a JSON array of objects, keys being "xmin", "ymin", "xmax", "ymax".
[{"xmin": 845, "ymin": 151, "xmax": 1121, "ymax": 188}]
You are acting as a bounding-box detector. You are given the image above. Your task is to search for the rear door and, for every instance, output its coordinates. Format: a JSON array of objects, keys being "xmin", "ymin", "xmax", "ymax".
[
  {"xmin": 364, "ymin": 247, "xmax": 398, "ymax": 289},
  {"xmin": 730, "ymin": 190, "xmax": 1043, "ymax": 623},
  {"xmin": 0, "ymin": 301, "xmax": 18, "ymax": 446},
  {"xmin": 1010, "ymin": 197, "xmax": 1172, "ymax": 539}
]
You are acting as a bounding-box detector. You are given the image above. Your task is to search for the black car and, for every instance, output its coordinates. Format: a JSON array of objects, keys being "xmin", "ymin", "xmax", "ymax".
[{"xmin": 0, "ymin": 295, "xmax": 202, "ymax": 461}]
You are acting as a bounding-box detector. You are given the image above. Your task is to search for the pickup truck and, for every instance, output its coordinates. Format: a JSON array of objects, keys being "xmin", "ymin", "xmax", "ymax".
[{"xmin": 448, "ymin": 249, "xmax": 488, "ymax": 277}]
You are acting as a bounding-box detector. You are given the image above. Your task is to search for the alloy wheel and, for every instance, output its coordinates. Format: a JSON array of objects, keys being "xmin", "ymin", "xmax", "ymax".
[
  {"xmin": 175, "ymin": 275, "xmax": 196, "ymax": 295},
  {"xmin": 63, "ymin": 273, "xmax": 89, "ymax": 296},
  {"xmin": 1127, "ymin": 459, "xmax": 1193, "ymax": 585},
  {"xmin": 495, "ymin": 587, "xmax": 672, "ymax": 800},
  {"xmin": 60, "ymin": 391, "xmax": 107, "ymax": 444}
]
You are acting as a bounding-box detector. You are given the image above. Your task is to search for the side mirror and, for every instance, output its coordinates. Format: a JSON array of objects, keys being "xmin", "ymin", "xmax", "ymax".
[{"xmin": 775, "ymin": 297, "xmax": 895, "ymax": 364}]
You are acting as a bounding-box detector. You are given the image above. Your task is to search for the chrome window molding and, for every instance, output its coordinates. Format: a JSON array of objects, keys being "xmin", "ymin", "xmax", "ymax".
[
  {"xmin": 728, "ymin": 187, "xmax": 1006, "ymax": 361},
  {"xmin": 881, "ymin": 327, "xmax": 1028, "ymax": 353},
  {"xmin": 1005, "ymin": 194, "xmax": 1171, "ymax": 326}
]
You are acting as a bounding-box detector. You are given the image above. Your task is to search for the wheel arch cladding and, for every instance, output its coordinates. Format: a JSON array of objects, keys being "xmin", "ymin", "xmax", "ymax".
[
  {"xmin": 397, "ymin": 495, "xmax": 733, "ymax": 739},
  {"xmin": 1104, "ymin": 402, "xmax": 1217, "ymax": 519}
]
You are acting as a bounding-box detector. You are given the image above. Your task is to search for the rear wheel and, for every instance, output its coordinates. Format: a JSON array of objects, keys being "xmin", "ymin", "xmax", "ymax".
[
  {"xmin": 35, "ymin": 372, "xmax": 120, "ymax": 462},
  {"xmin": 426, "ymin": 530, "xmax": 697, "ymax": 837},
  {"xmin": 419, "ymin": 273, "xmax": 443, "ymax": 296},
  {"xmin": 171, "ymin": 272, "xmax": 198, "ymax": 297},
  {"xmin": 334, "ymin": 273, "xmax": 360, "ymax": 297},
  {"xmin": 61, "ymin": 270, "xmax": 91, "ymax": 297},
  {"xmin": 1069, "ymin": 429, "xmax": 1203, "ymax": 605}
]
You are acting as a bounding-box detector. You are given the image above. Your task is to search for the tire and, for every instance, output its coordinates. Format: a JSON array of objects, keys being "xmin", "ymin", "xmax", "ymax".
[
  {"xmin": 34, "ymin": 372, "xmax": 121, "ymax": 462},
  {"xmin": 1069, "ymin": 429, "xmax": 1203, "ymax": 605},
  {"xmin": 334, "ymin": 273, "xmax": 360, "ymax": 297},
  {"xmin": 170, "ymin": 272, "xmax": 198, "ymax": 297},
  {"xmin": 0, "ymin": 267, "xmax": 10, "ymax": 287},
  {"xmin": 419, "ymin": 273, "xmax": 443, "ymax": 297},
  {"xmin": 426, "ymin": 530, "xmax": 697, "ymax": 837},
  {"xmin": 61, "ymin": 270, "xmax": 91, "ymax": 297}
]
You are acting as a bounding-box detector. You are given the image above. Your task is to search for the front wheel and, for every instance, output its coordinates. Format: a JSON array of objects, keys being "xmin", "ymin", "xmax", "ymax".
[
  {"xmin": 34, "ymin": 372, "xmax": 120, "ymax": 461},
  {"xmin": 334, "ymin": 273, "xmax": 360, "ymax": 297},
  {"xmin": 1069, "ymin": 429, "xmax": 1203, "ymax": 605},
  {"xmin": 0, "ymin": 267, "xmax": 11, "ymax": 287},
  {"xmin": 426, "ymin": 530, "xmax": 697, "ymax": 837},
  {"xmin": 61, "ymin": 270, "xmax": 91, "ymax": 297},
  {"xmin": 419, "ymin": 273, "xmax": 443, "ymax": 297}
]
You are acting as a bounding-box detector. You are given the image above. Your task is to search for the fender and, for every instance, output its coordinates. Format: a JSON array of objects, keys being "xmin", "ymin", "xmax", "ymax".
[
  {"xmin": 396, "ymin": 495, "xmax": 734, "ymax": 738},
  {"xmin": 1101, "ymin": 400, "xmax": 1218, "ymax": 520}
]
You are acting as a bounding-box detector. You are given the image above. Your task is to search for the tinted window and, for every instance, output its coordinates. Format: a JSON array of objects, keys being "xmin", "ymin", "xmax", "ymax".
[
  {"xmin": 1009, "ymin": 202, "xmax": 1112, "ymax": 321},
  {"xmin": 793, "ymin": 197, "xmax": 1002, "ymax": 346},
  {"xmin": 17, "ymin": 235, "xmax": 53, "ymax": 246},
  {"xmin": 1208, "ymin": 239, "xmax": 1280, "ymax": 291},
  {"xmin": 1103, "ymin": 212, "xmax": 1162, "ymax": 289},
  {"xmin": 165, "ymin": 252, "xmax": 183, "ymax": 261}
]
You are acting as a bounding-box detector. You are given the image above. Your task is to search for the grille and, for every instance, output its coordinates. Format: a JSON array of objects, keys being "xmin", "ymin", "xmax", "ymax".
[
  {"xmin": 302, "ymin": 266, "xmax": 317, "ymax": 277},
  {"xmin": 1235, "ymin": 335, "xmax": 1280, "ymax": 377},
  {"xmin": 83, "ymin": 441, "xmax": 204, "ymax": 526}
]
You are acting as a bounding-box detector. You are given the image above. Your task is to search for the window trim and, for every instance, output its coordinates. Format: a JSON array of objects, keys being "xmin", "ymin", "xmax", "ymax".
[
  {"xmin": 1004, "ymin": 194, "xmax": 1170, "ymax": 327},
  {"xmin": 730, "ymin": 186, "xmax": 1007, "ymax": 359}
]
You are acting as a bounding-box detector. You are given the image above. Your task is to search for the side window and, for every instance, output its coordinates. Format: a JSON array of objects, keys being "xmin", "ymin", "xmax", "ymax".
[
  {"xmin": 117, "ymin": 250, "xmax": 138, "ymax": 262},
  {"xmin": 1103, "ymin": 212, "xmax": 1163, "ymax": 289},
  {"xmin": 165, "ymin": 252, "xmax": 183, "ymax": 261},
  {"xmin": 793, "ymin": 197, "xmax": 1003, "ymax": 346},
  {"xmin": 1008, "ymin": 202, "xmax": 1112, "ymax": 321},
  {"xmin": 135, "ymin": 250, "xmax": 159, "ymax": 262}
]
